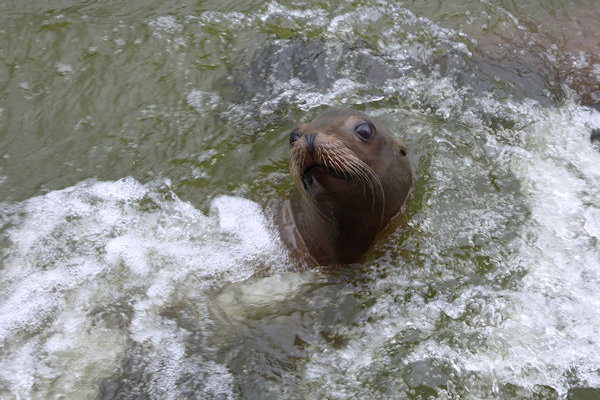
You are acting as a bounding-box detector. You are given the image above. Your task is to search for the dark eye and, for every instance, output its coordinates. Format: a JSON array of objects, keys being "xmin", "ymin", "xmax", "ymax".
[
  {"xmin": 289, "ymin": 130, "xmax": 301, "ymax": 147},
  {"xmin": 354, "ymin": 122, "xmax": 375, "ymax": 141}
]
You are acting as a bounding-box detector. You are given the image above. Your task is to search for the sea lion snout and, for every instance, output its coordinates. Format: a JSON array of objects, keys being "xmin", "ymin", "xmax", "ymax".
[
  {"xmin": 290, "ymin": 131, "xmax": 352, "ymax": 187},
  {"xmin": 304, "ymin": 133, "xmax": 318, "ymax": 155},
  {"xmin": 294, "ymin": 133, "xmax": 327, "ymax": 190},
  {"xmin": 290, "ymin": 130, "xmax": 319, "ymax": 154}
]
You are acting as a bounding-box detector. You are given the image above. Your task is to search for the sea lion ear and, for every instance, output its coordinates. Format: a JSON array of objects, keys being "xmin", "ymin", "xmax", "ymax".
[{"xmin": 394, "ymin": 139, "xmax": 408, "ymax": 156}]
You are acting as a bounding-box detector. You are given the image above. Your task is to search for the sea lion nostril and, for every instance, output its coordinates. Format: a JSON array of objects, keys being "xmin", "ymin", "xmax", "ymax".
[{"xmin": 305, "ymin": 133, "xmax": 317, "ymax": 155}]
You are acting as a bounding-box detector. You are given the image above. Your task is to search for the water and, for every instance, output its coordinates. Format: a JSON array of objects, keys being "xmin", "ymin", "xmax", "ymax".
[{"xmin": 1, "ymin": 0, "xmax": 599, "ymax": 399}]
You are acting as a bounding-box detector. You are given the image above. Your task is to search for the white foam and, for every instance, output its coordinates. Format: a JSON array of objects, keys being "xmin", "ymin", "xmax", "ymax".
[
  {"xmin": 148, "ymin": 16, "xmax": 182, "ymax": 35},
  {"xmin": 327, "ymin": 7, "xmax": 383, "ymax": 35},
  {"xmin": 0, "ymin": 178, "xmax": 287, "ymax": 398},
  {"xmin": 301, "ymin": 103, "xmax": 600, "ymax": 398},
  {"xmin": 504, "ymin": 106, "xmax": 600, "ymax": 391},
  {"xmin": 584, "ymin": 209, "xmax": 600, "ymax": 238},
  {"xmin": 186, "ymin": 89, "xmax": 221, "ymax": 112},
  {"xmin": 56, "ymin": 63, "xmax": 72, "ymax": 74},
  {"xmin": 261, "ymin": 1, "xmax": 329, "ymax": 28},
  {"xmin": 212, "ymin": 195, "xmax": 279, "ymax": 256}
]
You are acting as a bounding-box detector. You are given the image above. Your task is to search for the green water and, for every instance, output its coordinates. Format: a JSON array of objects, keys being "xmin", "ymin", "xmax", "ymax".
[
  {"xmin": 2, "ymin": 0, "xmax": 596, "ymax": 205},
  {"xmin": 1, "ymin": 1, "xmax": 600, "ymax": 399}
]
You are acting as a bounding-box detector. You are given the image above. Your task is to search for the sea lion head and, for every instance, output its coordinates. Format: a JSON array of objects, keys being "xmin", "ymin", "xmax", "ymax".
[{"xmin": 289, "ymin": 109, "xmax": 412, "ymax": 228}]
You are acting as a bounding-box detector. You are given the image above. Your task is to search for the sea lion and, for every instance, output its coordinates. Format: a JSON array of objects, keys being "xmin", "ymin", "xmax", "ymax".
[{"xmin": 277, "ymin": 109, "xmax": 413, "ymax": 267}]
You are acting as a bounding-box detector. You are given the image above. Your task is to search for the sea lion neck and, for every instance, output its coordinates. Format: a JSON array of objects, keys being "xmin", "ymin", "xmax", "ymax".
[{"xmin": 290, "ymin": 190, "xmax": 382, "ymax": 265}]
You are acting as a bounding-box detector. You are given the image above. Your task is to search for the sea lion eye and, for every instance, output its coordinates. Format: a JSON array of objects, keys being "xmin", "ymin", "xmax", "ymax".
[
  {"xmin": 289, "ymin": 130, "xmax": 301, "ymax": 147},
  {"xmin": 354, "ymin": 122, "xmax": 375, "ymax": 141}
]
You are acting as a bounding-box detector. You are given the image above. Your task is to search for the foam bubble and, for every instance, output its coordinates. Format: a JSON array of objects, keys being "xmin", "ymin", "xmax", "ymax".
[
  {"xmin": 186, "ymin": 89, "xmax": 221, "ymax": 112},
  {"xmin": 261, "ymin": 1, "xmax": 329, "ymax": 28},
  {"xmin": 148, "ymin": 16, "xmax": 182, "ymax": 35},
  {"xmin": 56, "ymin": 63, "xmax": 72, "ymax": 74},
  {"xmin": 584, "ymin": 209, "xmax": 600, "ymax": 238},
  {"xmin": 212, "ymin": 195, "xmax": 279, "ymax": 256}
]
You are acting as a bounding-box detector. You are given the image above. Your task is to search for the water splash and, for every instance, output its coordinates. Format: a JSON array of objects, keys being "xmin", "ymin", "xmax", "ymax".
[{"xmin": 0, "ymin": 178, "xmax": 287, "ymax": 398}]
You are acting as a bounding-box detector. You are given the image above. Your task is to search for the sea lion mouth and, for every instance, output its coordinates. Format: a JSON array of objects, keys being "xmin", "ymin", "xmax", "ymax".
[
  {"xmin": 301, "ymin": 164, "xmax": 347, "ymax": 189},
  {"xmin": 303, "ymin": 164, "xmax": 347, "ymax": 179}
]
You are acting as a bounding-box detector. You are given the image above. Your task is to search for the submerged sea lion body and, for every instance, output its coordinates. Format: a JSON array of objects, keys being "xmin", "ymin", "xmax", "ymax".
[{"xmin": 277, "ymin": 109, "xmax": 413, "ymax": 267}]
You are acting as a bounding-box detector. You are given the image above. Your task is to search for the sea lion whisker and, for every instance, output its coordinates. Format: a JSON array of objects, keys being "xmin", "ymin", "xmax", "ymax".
[
  {"xmin": 342, "ymin": 162, "xmax": 364, "ymax": 187},
  {"xmin": 322, "ymin": 153, "xmax": 334, "ymax": 174},
  {"xmin": 330, "ymin": 155, "xmax": 350, "ymax": 181},
  {"xmin": 346, "ymin": 159, "xmax": 370, "ymax": 187},
  {"xmin": 347, "ymin": 160, "xmax": 383, "ymax": 218}
]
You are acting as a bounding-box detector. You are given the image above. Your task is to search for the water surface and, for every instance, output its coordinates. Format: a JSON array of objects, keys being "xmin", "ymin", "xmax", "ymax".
[{"xmin": 1, "ymin": 1, "xmax": 599, "ymax": 399}]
